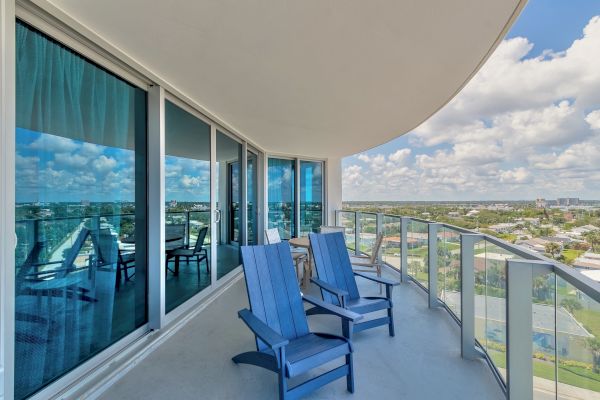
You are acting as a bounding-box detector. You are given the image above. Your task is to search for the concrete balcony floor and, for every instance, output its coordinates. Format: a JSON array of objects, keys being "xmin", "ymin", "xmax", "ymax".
[{"xmin": 99, "ymin": 269, "xmax": 504, "ymax": 400}]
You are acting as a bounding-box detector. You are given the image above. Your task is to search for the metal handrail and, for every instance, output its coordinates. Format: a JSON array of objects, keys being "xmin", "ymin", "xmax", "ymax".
[{"xmin": 337, "ymin": 208, "xmax": 600, "ymax": 398}]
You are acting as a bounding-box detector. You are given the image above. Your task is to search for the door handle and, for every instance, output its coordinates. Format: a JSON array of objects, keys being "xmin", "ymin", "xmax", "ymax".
[{"xmin": 214, "ymin": 209, "xmax": 221, "ymax": 223}]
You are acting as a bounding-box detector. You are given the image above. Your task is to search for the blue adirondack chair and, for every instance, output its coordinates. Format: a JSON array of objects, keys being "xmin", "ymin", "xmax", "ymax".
[
  {"xmin": 308, "ymin": 232, "xmax": 399, "ymax": 336},
  {"xmin": 232, "ymin": 242, "xmax": 363, "ymax": 400}
]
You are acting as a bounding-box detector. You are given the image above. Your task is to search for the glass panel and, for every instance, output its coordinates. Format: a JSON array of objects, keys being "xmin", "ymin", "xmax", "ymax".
[
  {"xmin": 359, "ymin": 213, "xmax": 377, "ymax": 256},
  {"xmin": 381, "ymin": 215, "xmax": 401, "ymax": 270},
  {"xmin": 216, "ymin": 131, "xmax": 242, "ymax": 279},
  {"xmin": 14, "ymin": 21, "xmax": 147, "ymax": 399},
  {"xmin": 438, "ymin": 227, "xmax": 462, "ymax": 318},
  {"xmin": 164, "ymin": 101, "xmax": 211, "ymax": 313},
  {"xmin": 476, "ymin": 241, "xmax": 516, "ymax": 382},
  {"xmin": 267, "ymin": 158, "xmax": 295, "ymax": 239},
  {"xmin": 532, "ymin": 271, "xmax": 556, "ymax": 399},
  {"xmin": 556, "ymin": 276, "xmax": 600, "ymax": 399},
  {"xmin": 407, "ymin": 220, "xmax": 428, "ymax": 288},
  {"xmin": 299, "ymin": 161, "xmax": 323, "ymax": 236},
  {"xmin": 337, "ymin": 211, "xmax": 356, "ymax": 251},
  {"xmin": 247, "ymin": 151, "xmax": 258, "ymax": 245}
]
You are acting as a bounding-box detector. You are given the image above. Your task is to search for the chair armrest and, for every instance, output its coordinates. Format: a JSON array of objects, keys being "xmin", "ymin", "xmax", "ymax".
[
  {"xmin": 354, "ymin": 271, "xmax": 399, "ymax": 287},
  {"xmin": 302, "ymin": 295, "xmax": 362, "ymax": 323},
  {"xmin": 238, "ymin": 309, "xmax": 288, "ymax": 350},
  {"xmin": 310, "ymin": 278, "xmax": 348, "ymax": 306},
  {"xmin": 350, "ymin": 254, "xmax": 370, "ymax": 260}
]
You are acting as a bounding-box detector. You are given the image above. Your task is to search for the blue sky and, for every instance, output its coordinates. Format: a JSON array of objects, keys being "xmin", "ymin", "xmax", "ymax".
[{"xmin": 343, "ymin": 0, "xmax": 600, "ymax": 201}]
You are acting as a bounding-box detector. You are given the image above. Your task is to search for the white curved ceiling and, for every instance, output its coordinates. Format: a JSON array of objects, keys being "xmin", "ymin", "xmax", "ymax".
[{"xmin": 43, "ymin": 0, "xmax": 526, "ymax": 158}]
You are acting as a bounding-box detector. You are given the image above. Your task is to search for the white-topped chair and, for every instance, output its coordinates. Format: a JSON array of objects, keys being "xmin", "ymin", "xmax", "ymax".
[
  {"xmin": 265, "ymin": 228, "xmax": 308, "ymax": 283},
  {"xmin": 350, "ymin": 233, "xmax": 385, "ymax": 292},
  {"xmin": 319, "ymin": 225, "xmax": 346, "ymax": 234}
]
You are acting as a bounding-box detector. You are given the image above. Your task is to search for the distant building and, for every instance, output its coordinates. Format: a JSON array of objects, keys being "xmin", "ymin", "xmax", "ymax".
[
  {"xmin": 448, "ymin": 211, "xmax": 460, "ymax": 217},
  {"xmin": 573, "ymin": 252, "xmax": 600, "ymax": 270},
  {"xmin": 488, "ymin": 222, "xmax": 517, "ymax": 233},
  {"xmin": 516, "ymin": 237, "xmax": 552, "ymax": 253},
  {"xmin": 169, "ymin": 199, "xmax": 178, "ymax": 208},
  {"xmin": 536, "ymin": 198, "xmax": 546, "ymax": 208},
  {"xmin": 557, "ymin": 198, "xmax": 579, "ymax": 207},
  {"xmin": 466, "ymin": 209, "xmax": 479, "ymax": 217}
]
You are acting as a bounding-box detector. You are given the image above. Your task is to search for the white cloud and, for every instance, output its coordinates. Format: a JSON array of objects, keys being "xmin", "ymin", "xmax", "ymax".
[
  {"xmin": 585, "ymin": 109, "xmax": 600, "ymax": 130},
  {"xmin": 92, "ymin": 155, "xmax": 117, "ymax": 173},
  {"xmin": 29, "ymin": 134, "xmax": 78, "ymax": 153},
  {"xmin": 343, "ymin": 16, "xmax": 600, "ymax": 201}
]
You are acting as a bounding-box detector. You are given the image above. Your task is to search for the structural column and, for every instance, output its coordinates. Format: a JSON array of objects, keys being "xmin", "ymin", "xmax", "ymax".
[
  {"xmin": 0, "ymin": 1, "xmax": 16, "ymax": 398},
  {"xmin": 147, "ymin": 85, "xmax": 166, "ymax": 329}
]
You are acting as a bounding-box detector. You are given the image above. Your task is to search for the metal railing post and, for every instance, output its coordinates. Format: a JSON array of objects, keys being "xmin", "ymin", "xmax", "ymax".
[
  {"xmin": 354, "ymin": 211, "xmax": 361, "ymax": 256},
  {"xmin": 506, "ymin": 259, "xmax": 533, "ymax": 400},
  {"xmin": 376, "ymin": 213, "xmax": 384, "ymax": 264},
  {"xmin": 428, "ymin": 223, "xmax": 440, "ymax": 308},
  {"xmin": 506, "ymin": 260, "xmax": 551, "ymax": 400},
  {"xmin": 335, "ymin": 210, "xmax": 340, "ymax": 226},
  {"xmin": 400, "ymin": 217, "xmax": 410, "ymax": 283},
  {"xmin": 460, "ymin": 233, "xmax": 482, "ymax": 360}
]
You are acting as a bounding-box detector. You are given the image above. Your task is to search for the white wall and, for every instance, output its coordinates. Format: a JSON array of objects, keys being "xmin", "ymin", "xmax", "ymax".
[{"xmin": 326, "ymin": 157, "xmax": 342, "ymax": 225}]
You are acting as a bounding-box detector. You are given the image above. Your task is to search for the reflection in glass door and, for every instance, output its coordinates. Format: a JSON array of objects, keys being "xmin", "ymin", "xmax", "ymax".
[
  {"xmin": 164, "ymin": 100, "xmax": 211, "ymax": 313},
  {"xmin": 247, "ymin": 151, "xmax": 259, "ymax": 245},
  {"xmin": 216, "ymin": 132, "xmax": 242, "ymax": 279}
]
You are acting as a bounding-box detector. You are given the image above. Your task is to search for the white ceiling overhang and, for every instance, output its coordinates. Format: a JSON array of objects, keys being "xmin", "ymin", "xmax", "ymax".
[{"xmin": 39, "ymin": 0, "xmax": 526, "ymax": 158}]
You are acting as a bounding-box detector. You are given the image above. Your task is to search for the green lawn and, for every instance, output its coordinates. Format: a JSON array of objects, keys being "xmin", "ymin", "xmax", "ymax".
[
  {"xmin": 489, "ymin": 350, "xmax": 600, "ymax": 392},
  {"xmin": 573, "ymin": 308, "xmax": 600, "ymax": 338}
]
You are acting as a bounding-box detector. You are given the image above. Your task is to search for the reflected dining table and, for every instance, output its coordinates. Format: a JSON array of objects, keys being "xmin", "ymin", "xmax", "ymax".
[{"xmin": 288, "ymin": 237, "xmax": 312, "ymax": 287}]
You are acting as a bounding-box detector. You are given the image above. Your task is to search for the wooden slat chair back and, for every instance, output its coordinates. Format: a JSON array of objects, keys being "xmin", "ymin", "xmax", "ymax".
[
  {"xmin": 264, "ymin": 228, "xmax": 282, "ymax": 244},
  {"xmin": 241, "ymin": 243, "xmax": 309, "ymax": 350},
  {"xmin": 319, "ymin": 225, "xmax": 345, "ymax": 234},
  {"xmin": 234, "ymin": 242, "xmax": 362, "ymax": 399},
  {"xmin": 310, "ymin": 232, "xmax": 360, "ymax": 306},
  {"xmin": 309, "ymin": 232, "xmax": 399, "ymax": 336},
  {"xmin": 369, "ymin": 233, "xmax": 384, "ymax": 264}
]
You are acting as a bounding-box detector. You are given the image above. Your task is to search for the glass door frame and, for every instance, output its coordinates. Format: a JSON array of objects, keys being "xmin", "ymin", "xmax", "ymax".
[{"xmin": 265, "ymin": 155, "xmax": 327, "ymax": 239}]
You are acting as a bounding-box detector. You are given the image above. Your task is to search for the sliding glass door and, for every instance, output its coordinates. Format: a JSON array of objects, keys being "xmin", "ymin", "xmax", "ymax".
[
  {"xmin": 267, "ymin": 158, "xmax": 325, "ymax": 239},
  {"xmin": 247, "ymin": 151, "xmax": 259, "ymax": 245},
  {"xmin": 14, "ymin": 21, "xmax": 148, "ymax": 400},
  {"xmin": 267, "ymin": 158, "xmax": 296, "ymax": 239},
  {"xmin": 299, "ymin": 161, "xmax": 324, "ymax": 235},
  {"xmin": 164, "ymin": 100, "xmax": 211, "ymax": 313},
  {"xmin": 216, "ymin": 131, "xmax": 242, "ymax": 280}
]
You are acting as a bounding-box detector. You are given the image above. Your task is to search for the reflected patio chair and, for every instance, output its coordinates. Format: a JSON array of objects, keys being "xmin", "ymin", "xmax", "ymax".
[
  {"xmin": 93, "ymin": 228, "xmax": 135, "ymax": 290},
  {"xmin": 233, "ymin": 242, "xmax": 362, "ymax": 399},
  {"xmin": 265, "ymin": 228, "xmax": 307, "ymax": 282},
  {"xmin": 165, "ymin": 224, "xmax": 186, "ymax": 275},
  {"xmin": 308, "ymin": 232, "xmax": 399, "ymax": 336},
  {"xmin": 169, "ymin": 226, "xmax": 209, "ymax": 279}
]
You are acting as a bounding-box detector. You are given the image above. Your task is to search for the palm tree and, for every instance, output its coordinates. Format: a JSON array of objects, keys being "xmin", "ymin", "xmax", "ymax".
[
  {"xmin": 584, "ymin": 231, "xmax": 600, "ymax": 253},
  {"xmin": 545, "ymin": 242, "xmax": 562, "ymax": 259}
]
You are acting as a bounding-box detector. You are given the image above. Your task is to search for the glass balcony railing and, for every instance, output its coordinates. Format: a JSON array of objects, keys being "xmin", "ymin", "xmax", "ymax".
[
  {"xmin": 336, "ymin": 209, "xmax": 600, "ymax": 400},
  {"xmin": 358, "ymin": 212, "xmax": 377, "ymax": 256}
]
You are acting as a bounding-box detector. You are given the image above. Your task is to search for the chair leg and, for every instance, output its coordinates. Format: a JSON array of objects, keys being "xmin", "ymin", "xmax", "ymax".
[
  {"xmin": 346, "ymin": 353, "xmax": 355, "ymax": 393},
  {"xmin": 278, "ymin": 369, "xmax": 287, "ymax": 400},
  {"xmin": 388, "ymin": 306, "xmax": 395, "ymax": 337}
]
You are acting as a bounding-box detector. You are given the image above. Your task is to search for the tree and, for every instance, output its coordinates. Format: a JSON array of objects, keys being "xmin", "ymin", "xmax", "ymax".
[
  {"xmin": 584, "ymin": 231, "xmax": 600, "ymax": 253},
  {"xmin": 586, "ymin": 338, "xmax": 600, "ymax": 374},
  {"xmin": 560, "ymin": 298, "xmax": 582, "ymax": 315},
  {"xmin": 545, "ymin": 242, "xmax": 562, "ymax": 259}
]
